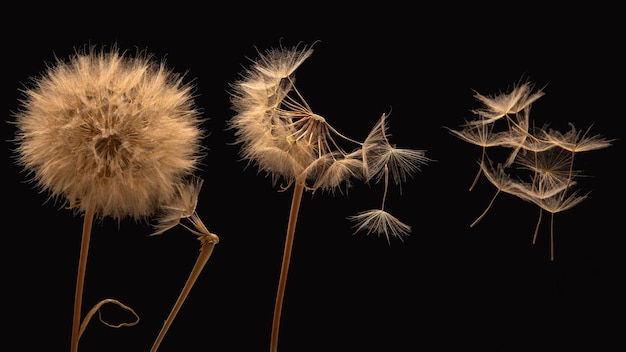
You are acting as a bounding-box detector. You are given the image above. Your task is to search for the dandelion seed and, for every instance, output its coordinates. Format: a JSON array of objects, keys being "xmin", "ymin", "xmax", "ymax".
[
  {"xmin": 363, "ymin": 113, "xmax": 431, "ymax": 187},
  {"xmin": 449, "ymin": 79, "xmax": 612, "ymax": 260},
  {"xmin": 151, "ymin": 176, "xmax": 205, "ymax": 236},
  {"xmin": 470, "ymin": 160, "xmax": 522, "ymax": 228},
  {"xmin": 348, "ymin": 209, "xmax": 412, "ymax": 245},
  {"xmin": 11, "ymin": 43, "xmax": 205, "ymax": 352},
  {"xmin": 540, "ymin": 123, "xmax": 614, "ymax": 197},
  {"xmin": 470, "ymin": 81, "xmax": 545, "ymax": 125},
  {"xmin": 303, "ymin": 152, "xmax": 363, "ymax": 193},
  {"xmin": 541, "ymin": 122, "xmax": 614, "ymax": 154},
  {"xmin": 514, "ymin": 146, "xmax": 574, "ymax": 193},
  {"xmin": 524, "ymin": 191, "xmax": 588, "ymax": 261},
  {"xmin": 443, "ymin": 120, "xmax": 510, "ymax": 190}
]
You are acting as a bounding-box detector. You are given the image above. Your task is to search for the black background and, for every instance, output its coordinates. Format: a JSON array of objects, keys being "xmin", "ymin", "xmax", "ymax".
[{"xmin": 5, "ymin": 4, "xmax": 625, "ymax": 351}]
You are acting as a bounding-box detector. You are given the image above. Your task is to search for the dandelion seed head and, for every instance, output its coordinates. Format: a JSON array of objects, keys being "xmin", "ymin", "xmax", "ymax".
[
  {"xmin": 230, "ymin": 43, "xmax": 428, "ymax": 239},
  {"xmin": 229, "ymin": 42, "xmax": 365, "ymax": 191},
  {"xmin": 12, "ymin": 44, "xmax": 205, "ymax": 221}
]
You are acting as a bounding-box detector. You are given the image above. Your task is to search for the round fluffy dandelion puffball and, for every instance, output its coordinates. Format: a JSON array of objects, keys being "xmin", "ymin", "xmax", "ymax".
[{"xmin": 13, "ymin": 45, "xmax": 205, "ymax": 221}]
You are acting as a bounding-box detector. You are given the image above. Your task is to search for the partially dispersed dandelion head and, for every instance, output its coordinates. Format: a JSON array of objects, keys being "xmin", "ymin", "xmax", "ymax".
[
  {"xmin": 12, "ymin": 43, "xmax": 206, "ymax": 221},
  {"xmin": 228, "ymin": 42, "xmax": 341, "ymax": 190},
  {"xmin": 228, "ymin": 43, "xmax": 429, "ymax": 242}
]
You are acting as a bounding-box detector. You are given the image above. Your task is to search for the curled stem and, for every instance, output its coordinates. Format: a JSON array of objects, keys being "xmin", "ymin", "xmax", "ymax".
[{"xmin": 79, "ymin": 298, "xmax": 140, "ymax": 338}]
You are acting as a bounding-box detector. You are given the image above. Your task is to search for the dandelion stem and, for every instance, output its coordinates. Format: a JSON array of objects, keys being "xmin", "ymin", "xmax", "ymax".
[
  {"xmin": 151, "ymin": 235, "xmax": 218, "ymax": 352},
  {"xmin": 270, "ymin": 182, "xmax": 304, "ymax": 352},
  {"xmin": 71, "ymin": 210, "xmax": 95, "ymax": 352}
]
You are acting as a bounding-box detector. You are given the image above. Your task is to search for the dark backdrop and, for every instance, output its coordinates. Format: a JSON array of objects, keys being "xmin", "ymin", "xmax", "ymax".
[{"xmin": 5, "ymin": 4, "xmax": 624, "ymax": 351}]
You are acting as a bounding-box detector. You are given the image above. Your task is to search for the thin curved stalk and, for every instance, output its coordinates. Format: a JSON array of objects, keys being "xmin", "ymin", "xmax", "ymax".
[
  {"xmin": 550, "ymin": 212, "xmax": 555, "ymax": 261},
  {"xmin": 71, "ymin": 210, "xmax": 95, "ymax": 352},
  {"xmin": 151, "ymin": 234, "xmax": 218, "ymax": 352},
  {"xmin": 270, "ymin": 182, "xmax": 305, "ymax": 352},
  {"xmin": 469, "ymin": 149, "xmax": 486, "ymax": 192},
  {"xmin": 532, "ymin": 207, "xmax": 543, "ymax": 244},
  {"xmin": 470, "ymin": 190, "xmax": 500, "ymax": 228}
]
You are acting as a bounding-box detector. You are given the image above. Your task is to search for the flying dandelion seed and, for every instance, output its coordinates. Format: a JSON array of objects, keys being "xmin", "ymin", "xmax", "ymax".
[{"xmin": 448, "ymin": 79, "xmax": 613, "ymax": 261}]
